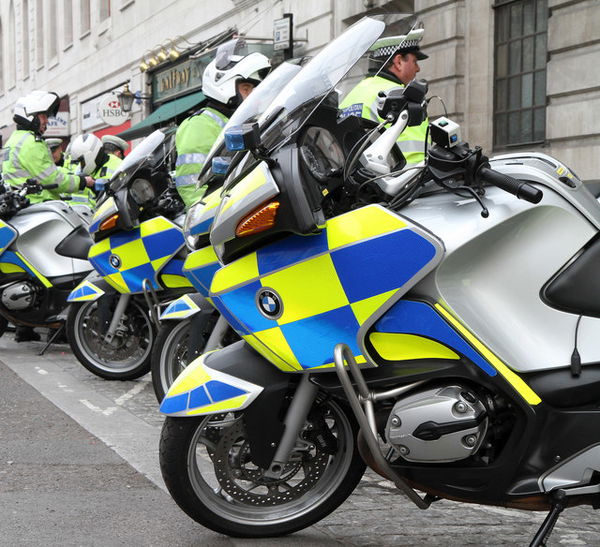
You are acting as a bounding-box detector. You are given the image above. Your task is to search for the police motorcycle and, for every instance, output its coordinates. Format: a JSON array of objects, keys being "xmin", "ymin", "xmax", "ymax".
[
  {"xmin": 66, "ymin": 131, "xmax": 193, "ymax": 380},
  {"xmin": 158, "ymin": 16, "xmax": 600, "ymax": 545},
  {"xmin": 0, "ymin": 178, "xmax": 93, "ymax": 344},
  {"xmin": 151, "ymin": 58, "xmax": 305, "ymax": 402}
]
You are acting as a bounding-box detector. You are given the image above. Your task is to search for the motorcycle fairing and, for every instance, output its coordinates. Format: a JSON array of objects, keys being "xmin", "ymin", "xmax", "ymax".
[
  {"xmin": 0, "ymin": 221, "xmax": 17, "ymax": 254},
  {"xmin": 159, "ymin": 293, "xmax": 204, "ymax": 320},
  {"xmin": 87, "ymin": 216, "xmax": 185, "ymax": 294},
  {"xmin": 183, "ymin": 245, "xmax": 220, "ymax": 297},
  {"xmin": 209, "ymin": 205, "xmax": 443, "ymax": 371},
  {"xmin": 185, "ymin": 187, "xmax": 222, "ymax": 240},
  {"xmin": 160, "ymin": 351, "xmax": 262, "ymax": 416},
  {"xmin": 370, "ymin": 299, "xmax": 541, "ymax": 405},
  {"xmin": 67, "ymin": 279, "xmax": 106, "ymax": 302},
  {"xmin": 0, "ymin": 249, "xmax": 52, "ymax": 287},
  {"xmin": 88, "ymin": 196, "xmax": 118, "ymax": 236},
  {"xmin": 158, "ymin": 258, "xmax": 193, "ymax": 289}
]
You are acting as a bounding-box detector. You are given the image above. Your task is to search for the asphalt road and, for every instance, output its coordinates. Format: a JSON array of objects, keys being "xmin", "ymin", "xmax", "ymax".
[{"xmin": 1, "ymin": 331, "xmax": 600, "ymax": 546}]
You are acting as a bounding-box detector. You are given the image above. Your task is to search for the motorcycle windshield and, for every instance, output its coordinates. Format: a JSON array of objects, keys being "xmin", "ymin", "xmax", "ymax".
[
  {"xmin": 197, "ymin": 60, "xmax": 304, "ymax": 184},
  {"xmin": 257, "ymin": 17, "xmax": 385, "ymax": 151},
  {"xmin": 110, "ymin": 130, "xmax": 166, "ymax": 190},
  {"xmin": 221, "ymin": 16, "xmax": 385, "ymax": 193}
]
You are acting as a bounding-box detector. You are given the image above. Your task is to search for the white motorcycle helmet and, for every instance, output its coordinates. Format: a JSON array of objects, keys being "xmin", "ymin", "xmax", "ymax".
[
  {"xmin": 13, "ymin": 90, "xmax": 60, "ymax": 134},
  {"xmin": 202, "ymin": 39, "xmax": 271, "ymax": 107},
  {"xmin": 70, "ymin": 133, "xmax": 104, "ymax": 175}
]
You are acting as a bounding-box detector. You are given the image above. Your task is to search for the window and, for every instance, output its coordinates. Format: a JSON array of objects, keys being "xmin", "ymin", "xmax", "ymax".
[
  {"xmin": 48, "ymin": 0, "xmax": 57, "ymax": 61},
  {"xmin": 22, "ymin": 0, "xmax": 29, "ymax": 76},
  {"xmin": 100, "ymin": 0, "xmax": 111, "ymax": 21},
  {"xmin": 0, "ymin": 19, "xmax": 4, "ymax": 94},
  {"xmin": 36, "ymin": 0, "xmax": 43, "ymax": 67},
  {"xmin": 494, "ymin": 0, "xmax": 547, "ymax": 146},
  {"xmin": 8, "ymin": 1, "xmax": 16, "ymax": 87},
  {"xmin": 64, "ymin": 0, "xmax": 73, "ymax": 46},
  {"xmin": 81, "ymin": 0, "xmax": 90, "ymax": 35}
]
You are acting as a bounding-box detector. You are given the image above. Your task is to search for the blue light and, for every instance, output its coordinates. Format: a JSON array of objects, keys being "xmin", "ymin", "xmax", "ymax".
[
  {"xmin": 450, "ymin": 134, "xmax": 458, "ymax": 143},
  {"xmin": 212, "ymin": 156, "xmax": 232, "ymax": 175},
  {"xmin": 224, "ymin": 126, "xmax": 246, "ymax": 151}
]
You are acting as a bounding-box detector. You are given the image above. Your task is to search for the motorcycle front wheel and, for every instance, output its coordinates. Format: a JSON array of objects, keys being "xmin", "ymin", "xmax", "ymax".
[
  {"xmin": 66, "ymin": 299, "xmax": 154, "ymax": 380},
  {"xmin": 150, "ymin": 312, "xmax": 220, "ymax": 402},
  {"xmin": 159, "ymin": 397, "xmax": 365, "ymax": 538}
]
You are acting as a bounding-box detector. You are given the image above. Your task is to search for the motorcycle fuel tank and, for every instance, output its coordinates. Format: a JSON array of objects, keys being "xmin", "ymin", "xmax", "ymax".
[{"xmin": 8, "ymin": 201, "xmax": 91, "ymax": 278}]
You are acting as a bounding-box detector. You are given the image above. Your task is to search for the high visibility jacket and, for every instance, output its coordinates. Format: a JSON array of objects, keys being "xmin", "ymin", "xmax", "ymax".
[
  {"xmin": 67, "ymin": 153, "xmax": 122, "ymax": 209},
  {"xmin": 1, "ymin": 129, "xmax": 84, "ymax": 203},
  {"xmin": 340, "ymin": 75, "xmax": 429, "ymax": 167},
  {"xmin": 175, "ymin": 107, "xmax": 229, "ymax": 208}
]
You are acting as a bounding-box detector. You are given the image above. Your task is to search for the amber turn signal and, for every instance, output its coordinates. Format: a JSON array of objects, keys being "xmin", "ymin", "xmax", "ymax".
[
  {"xmin": 99, "ymin": 214, "xmax": 119, "ymax": 232},
  {"xmin": 235, "ymin": 201, "xmax": 280, "ymax": 237}
]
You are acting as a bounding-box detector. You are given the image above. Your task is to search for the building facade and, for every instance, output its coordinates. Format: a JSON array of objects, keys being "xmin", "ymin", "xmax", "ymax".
[{"xmin": 0, "ymin": 0, "xmax": 598, "ymax": 181}]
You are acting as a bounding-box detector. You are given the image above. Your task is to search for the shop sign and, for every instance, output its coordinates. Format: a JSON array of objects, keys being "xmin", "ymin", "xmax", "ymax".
[
  {"xmin": 99, "ymin": 95, "xmax": 130, "ymax": 126},
  {"xmin": 152, "ymin": 58, "xmax": 205, "ymax": 103},
  {"xmin": 45, "ymin": 111, "xmax": 70, "ymax": 137}
]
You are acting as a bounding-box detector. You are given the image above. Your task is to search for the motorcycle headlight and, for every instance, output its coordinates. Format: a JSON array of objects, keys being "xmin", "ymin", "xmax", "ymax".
[
  {"xmin": 183, "ymin": 200, "xmax": 205, "ymax": 250},
  {"xmin": 130, "ymin": 178, "xmax": 155, "ymax": 205}
]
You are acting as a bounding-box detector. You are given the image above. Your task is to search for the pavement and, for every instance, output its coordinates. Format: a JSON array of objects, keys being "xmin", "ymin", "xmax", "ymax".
[{"xmin": 1, "ymin": 331, "xmax": 600, "ymax": 546}]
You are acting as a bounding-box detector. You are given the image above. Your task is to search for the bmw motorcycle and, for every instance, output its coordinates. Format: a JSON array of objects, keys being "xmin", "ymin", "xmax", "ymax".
[
  {"xmin": 158, "ymin": 17, "xmax": 600, "ymax": 546},
  {"xmin": 151, "ymin": 59, "xmax": 304, "ymax": 401},
  {"xmin": 66, "ymin": 132, "xmax": 193, "ymax": 380},
  {"xmin": 0, "ymin": 179, "xmax": 93, "ymax": 343}
]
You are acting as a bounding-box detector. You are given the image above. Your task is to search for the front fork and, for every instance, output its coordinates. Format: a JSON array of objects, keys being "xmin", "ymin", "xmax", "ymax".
[
  {"xmin": 103, "ymin": 294, "xmax": 131, "ymax": 344},
  {"xmin": 263, "ymin": 374, "xmax": 319, "ymax": 479}
]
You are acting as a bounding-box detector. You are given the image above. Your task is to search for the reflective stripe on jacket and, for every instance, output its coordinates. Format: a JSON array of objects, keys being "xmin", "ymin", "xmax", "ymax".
[
  {"xmin": 339, "ymin": 75, "xmax": 428, "ymax": 167},
  {"xmin": 175, "ymin": 107, "xmax": 229, "ymax": 208},
  {"xmin": 1, "ymin": 130, "xmax": 83, "ymax": 203}
]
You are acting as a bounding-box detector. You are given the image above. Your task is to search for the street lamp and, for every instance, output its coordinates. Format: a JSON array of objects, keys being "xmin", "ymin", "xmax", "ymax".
[{"xmin": 118, "ymin": 83, "xmax": 151, "ymax": 113}]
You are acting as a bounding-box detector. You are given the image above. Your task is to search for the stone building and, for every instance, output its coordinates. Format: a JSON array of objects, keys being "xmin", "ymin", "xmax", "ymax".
[{"xmin": 0, "ymin": 0, "xmax": 597, "ymax": 181}]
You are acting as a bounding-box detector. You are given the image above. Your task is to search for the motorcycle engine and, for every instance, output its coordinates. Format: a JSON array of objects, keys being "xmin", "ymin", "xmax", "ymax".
[
  {"xmin": 1, "ymin": 281, "xmax": 39, "ymax": 311},
  {"xmin": 385, "ymin": 385, "xmax": 488, "ymax": 463}
]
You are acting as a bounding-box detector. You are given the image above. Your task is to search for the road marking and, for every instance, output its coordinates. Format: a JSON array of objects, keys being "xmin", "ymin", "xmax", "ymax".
[
  {"xmin": 115, "ymin": 380, "xmax": 149, "ymax": 406},
  {"xmin": 35, "ymin": 367, "xmax": 48, "ymax": 375},
  {"xmin": 80, "ymin": 398, "xmax": 118, "ymax": 416}
]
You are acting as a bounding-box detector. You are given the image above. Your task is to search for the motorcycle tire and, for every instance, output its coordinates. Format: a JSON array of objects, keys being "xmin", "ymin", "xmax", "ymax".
[
  {"xmin": 151, "ymin": 319, "xmax": 192, "ymax": 402},
  {"xmin": 159, "ymin": 397, "xmax": 365, "ymax": 538},
  {"xmin": 66, "ymin": 299, "xmax": 154, "ymax": 380}
]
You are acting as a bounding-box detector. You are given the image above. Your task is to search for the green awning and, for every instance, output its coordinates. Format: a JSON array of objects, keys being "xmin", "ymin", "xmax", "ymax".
[{"xmin": 117, "ymin": 91, "xmax": 205, "ymax": 140}]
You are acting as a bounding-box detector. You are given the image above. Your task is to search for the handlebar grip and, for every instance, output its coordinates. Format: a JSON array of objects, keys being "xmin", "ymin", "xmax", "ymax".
[
  {"xmin": 479, "ymin": 166, "xmax": 543, "ymax": 204},
  {"xmin": 41, "ymin": 183, "xmax": 59, "ymax": 190}
]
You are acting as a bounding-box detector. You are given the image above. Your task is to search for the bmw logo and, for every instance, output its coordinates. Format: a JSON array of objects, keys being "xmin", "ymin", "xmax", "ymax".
[
  {"xmin": 256, "ymin": 287, "xmax": 283, "ymax": 319},
  {"xmin": 109, "ymin": 254, "xmax": 121, "ymax": 269}
]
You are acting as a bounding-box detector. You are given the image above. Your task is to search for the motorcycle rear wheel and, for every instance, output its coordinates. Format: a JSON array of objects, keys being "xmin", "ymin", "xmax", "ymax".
[
  {"xmin": 159, "ymin": 398, "xmax": 365, "ymax": 538},
  {"xmin": 66, "ymin": 299, "xmax": 154, "ymax": 380}
]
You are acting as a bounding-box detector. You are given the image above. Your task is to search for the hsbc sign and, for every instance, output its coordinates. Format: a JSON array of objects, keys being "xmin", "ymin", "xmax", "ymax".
[{"xmin": 99, "ymin": 95, "xmax": 130, "ymax": 126}]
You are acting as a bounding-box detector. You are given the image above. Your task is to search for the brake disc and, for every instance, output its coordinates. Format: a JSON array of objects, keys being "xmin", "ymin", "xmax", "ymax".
[{"xmin": 211, "ymin": 419, "xmax": 330, "ymax": 506}]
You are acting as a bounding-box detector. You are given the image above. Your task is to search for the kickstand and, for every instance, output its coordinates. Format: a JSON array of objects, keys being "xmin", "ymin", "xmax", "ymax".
[
  {"xmin": 529, "ymin": 491, "xmax": 566, "ymax": 547},
  {"xmin": 38, "ymin": 324, "xmax": 65, "ymax": 356}
]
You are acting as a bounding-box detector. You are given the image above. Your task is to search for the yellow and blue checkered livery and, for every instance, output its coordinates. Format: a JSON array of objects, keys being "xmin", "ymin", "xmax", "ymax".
[
  {"xmin": 209, "ymin": 205, "xmax": 442, "ymax": 371},
  {"xmin": 87, "ymin": 216, "xmax": 191, "ymax": 294}
]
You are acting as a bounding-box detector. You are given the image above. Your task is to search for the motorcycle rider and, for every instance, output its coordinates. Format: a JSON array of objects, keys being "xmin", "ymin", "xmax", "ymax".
[
  {"xmin": 174, "ymin": 40, "xmax": 271, "ymax": 208},
  {"xmin": 1, "ymin": 90, "xmax": 95, "ymax": 203},
  {"xmin": 69, "ymin": 133, "xmax": 123, "ymax": 195},
  {"xmin": 45, "ymin": 138, "xmax": 65, "ymax": 166},
  {"xmin": 101, "ymin": 134, "xmax": 128, "ymax": 160},
  {"xmin": 340, "ymin": 33, "xmax": 429, "ymax": 168}
]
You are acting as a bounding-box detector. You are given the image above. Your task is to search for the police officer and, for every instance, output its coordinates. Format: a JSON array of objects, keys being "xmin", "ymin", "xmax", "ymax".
[
  {"xmin": 45, "ymin": 138, "xmax": 65, "ymax": 166},
  {"xmin": 340, "ymin": 34, "xmax": 429, "ymax": 168},
  {"xmin": 174, "ymin": 40, "xmax": 271, "ymax": 208},
  {"xmin": 101, "ymin": 135, "xmax": 128, "ymax": 160},
  {"xmin": 2, "ymin": 90, "xmax": 95, "ymax": 203},
  {"xmin": 70, "ymin": 133, "xmax": 122, "ymax": 195}
]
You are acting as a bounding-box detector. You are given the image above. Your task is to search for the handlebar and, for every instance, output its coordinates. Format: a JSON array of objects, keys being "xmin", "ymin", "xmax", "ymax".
[{"xmin": 478, "ymin": 166, "xmax": 543, "ymax": 204}]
